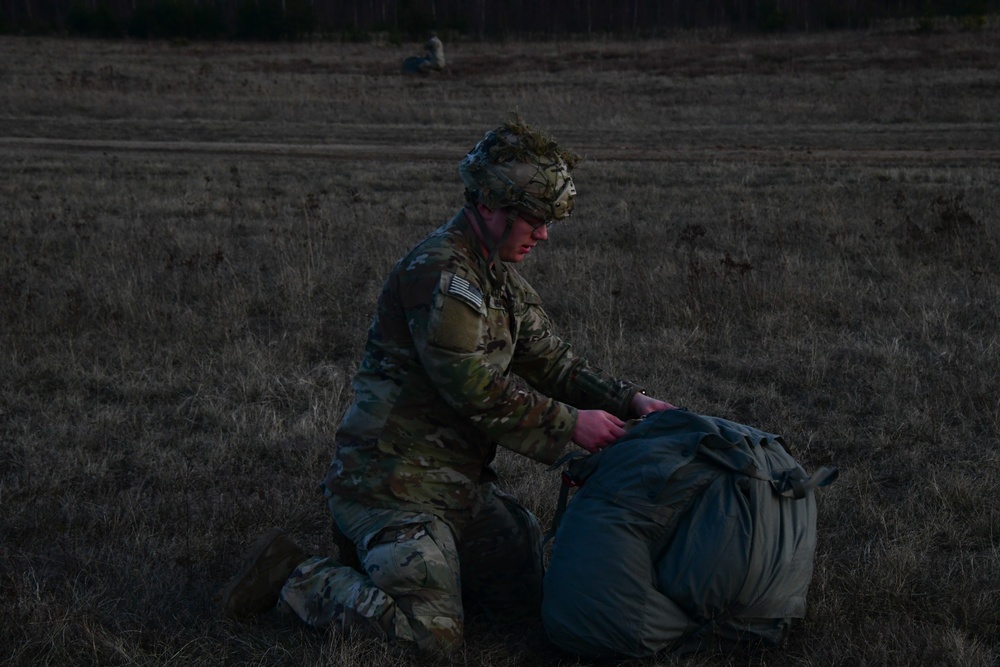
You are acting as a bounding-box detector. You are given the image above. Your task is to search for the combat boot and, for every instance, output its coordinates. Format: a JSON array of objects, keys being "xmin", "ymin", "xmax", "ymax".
[{"xmin": 219, "ymin": 528, "xmax": 308, "ymax": 618}]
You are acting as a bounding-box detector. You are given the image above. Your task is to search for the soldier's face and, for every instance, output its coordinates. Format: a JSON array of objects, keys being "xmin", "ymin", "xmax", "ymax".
[
  {"xmin": 471, "ymin": 204, "xmax": 549, "ymax": 263},
  {"xmin": 499, "ymin": 211, "xmax": 548, "ymax": 263}
]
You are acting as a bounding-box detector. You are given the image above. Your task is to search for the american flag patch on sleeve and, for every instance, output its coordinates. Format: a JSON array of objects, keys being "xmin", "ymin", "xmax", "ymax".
[{"xmin": 448, "ymin": 274, "xmax": 484, "ymax": 310}]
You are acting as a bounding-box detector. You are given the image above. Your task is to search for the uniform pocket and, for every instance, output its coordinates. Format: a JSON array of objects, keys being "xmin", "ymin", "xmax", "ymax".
[{"xmin": 362, "ymin": 519, "xmax": 457, "ymax": 596}]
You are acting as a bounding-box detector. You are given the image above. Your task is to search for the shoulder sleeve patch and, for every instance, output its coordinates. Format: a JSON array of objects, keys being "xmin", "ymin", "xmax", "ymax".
[
  {"xmin": 447, "ymin": 274, "xmax": 484, "ymax": 311},
  {"xmin": 428, "ymin": 272, "xmax": 484, "ymax": 352}
]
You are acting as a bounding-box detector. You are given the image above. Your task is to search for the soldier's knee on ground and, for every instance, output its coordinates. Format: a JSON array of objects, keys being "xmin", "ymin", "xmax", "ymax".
[
  {"xmin": 280, "ymin": 556, "xmax": 393, "ymax": 630},
  {"xmin": 364, "ymin": 522, "xmax": 455, "ymax": 593},
  {"xmin": 362, "ymin": 520, "xmax": 464, "ymax": 651}
]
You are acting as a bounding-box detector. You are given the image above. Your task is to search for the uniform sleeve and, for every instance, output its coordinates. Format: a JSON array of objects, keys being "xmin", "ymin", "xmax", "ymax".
[
  {"xmin": 405, "ymin": 269, "xmax": 576, "ymax": 465},
  {"xmin": 510, "ymin": 289, "xmax": 642, "ymax": 419}
]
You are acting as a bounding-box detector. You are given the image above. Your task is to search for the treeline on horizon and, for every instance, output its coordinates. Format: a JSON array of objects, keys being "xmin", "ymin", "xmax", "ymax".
[{"xmin": 1, "ymin": 0, "xmax": 997, "ymax": 41}]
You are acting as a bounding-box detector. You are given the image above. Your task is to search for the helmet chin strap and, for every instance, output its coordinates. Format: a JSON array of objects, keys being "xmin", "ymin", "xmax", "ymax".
[{"xmin": 465, "ymin": 193, "xmax": 516, "ymax": 270}]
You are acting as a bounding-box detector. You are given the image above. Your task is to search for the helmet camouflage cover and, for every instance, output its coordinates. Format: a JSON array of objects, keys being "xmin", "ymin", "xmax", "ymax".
[{"xmin": 459, "ymin": 119, "xmax": 578, "ymax": 221}]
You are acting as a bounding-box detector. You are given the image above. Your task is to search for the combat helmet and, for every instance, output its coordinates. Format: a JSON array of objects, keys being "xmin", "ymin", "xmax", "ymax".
[{"xmin": 459, "ymin": 119, "xmax": 578, "ymax": 223}]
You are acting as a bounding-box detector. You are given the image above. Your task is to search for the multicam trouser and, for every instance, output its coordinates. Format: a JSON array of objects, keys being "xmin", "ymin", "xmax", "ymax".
[{"xmin": 279, "ymin": 484, "xmax": 544, "ymax": 653}]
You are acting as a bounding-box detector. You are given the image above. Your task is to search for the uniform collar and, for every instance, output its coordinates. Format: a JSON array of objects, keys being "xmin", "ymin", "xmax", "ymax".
[{"xmin": 449, "ymin": 209, "xmax": 507, "ymax": 290}]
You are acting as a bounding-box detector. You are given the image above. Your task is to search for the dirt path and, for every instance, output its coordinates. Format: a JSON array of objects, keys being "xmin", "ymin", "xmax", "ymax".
[{"xmin": 4, "ymin": 136, "xmax": 998, "ymax": 164}]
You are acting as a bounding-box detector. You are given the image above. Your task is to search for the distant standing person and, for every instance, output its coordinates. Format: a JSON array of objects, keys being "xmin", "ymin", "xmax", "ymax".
[
  {"xmin": 402, "ymin": 31, "xmax": 446, "ymax": 73},
  {"xmin": 218, "ymin": 117, "xmax": 676, "ymax": 654}
]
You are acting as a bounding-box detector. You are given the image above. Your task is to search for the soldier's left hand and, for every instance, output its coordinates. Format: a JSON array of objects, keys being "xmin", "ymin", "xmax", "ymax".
[{"xmin": 630, "ymin": 392, "xmax": 676, "ymax": 418}]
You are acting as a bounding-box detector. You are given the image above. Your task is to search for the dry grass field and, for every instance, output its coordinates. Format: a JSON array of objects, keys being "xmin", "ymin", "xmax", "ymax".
[{"xmin": 2, "ymin": 22, "xmax": 999, "ymax": 666}]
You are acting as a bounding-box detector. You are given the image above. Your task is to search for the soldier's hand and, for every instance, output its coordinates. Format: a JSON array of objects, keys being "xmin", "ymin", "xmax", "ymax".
[
  {"xmin": 572, "ymin": 410, "xmax": 626, "ymax": 453},
  {"xmin": 630, "ymin": 392, "xmax": 677, "ymax": 418}
]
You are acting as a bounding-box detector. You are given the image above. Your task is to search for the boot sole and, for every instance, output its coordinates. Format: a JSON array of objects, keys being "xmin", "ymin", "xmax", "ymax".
[{"xmin": 218, "ymin": 527, "xmax": 289, "ymax": 618}]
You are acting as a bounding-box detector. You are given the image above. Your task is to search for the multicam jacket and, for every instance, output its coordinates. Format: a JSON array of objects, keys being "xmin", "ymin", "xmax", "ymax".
[{"xmin": 323, "ymin": 212, "xmax": 641, "ymax": 513}]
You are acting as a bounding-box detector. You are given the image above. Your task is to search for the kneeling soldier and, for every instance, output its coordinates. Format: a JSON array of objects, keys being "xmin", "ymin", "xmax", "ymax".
[{"xmin": 219, "ymin": 117, "xmax": 676, "ymax": 654}]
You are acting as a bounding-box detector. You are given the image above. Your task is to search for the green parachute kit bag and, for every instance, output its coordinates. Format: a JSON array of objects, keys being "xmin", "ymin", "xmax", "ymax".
[{"xmin": 541, "ymin": 409, "xmax": 837, "ymax": 658}]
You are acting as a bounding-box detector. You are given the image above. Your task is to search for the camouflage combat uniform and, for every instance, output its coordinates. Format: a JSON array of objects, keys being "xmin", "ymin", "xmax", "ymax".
[{"xmin": 280, "ymin": 211, "xmax": 641, "ymax": 652}]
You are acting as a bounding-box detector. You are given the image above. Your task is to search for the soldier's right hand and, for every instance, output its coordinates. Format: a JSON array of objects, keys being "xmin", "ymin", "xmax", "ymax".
[{"xmin": 572, "ymin": 410, "xmax": 626, "ymax": 453}]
